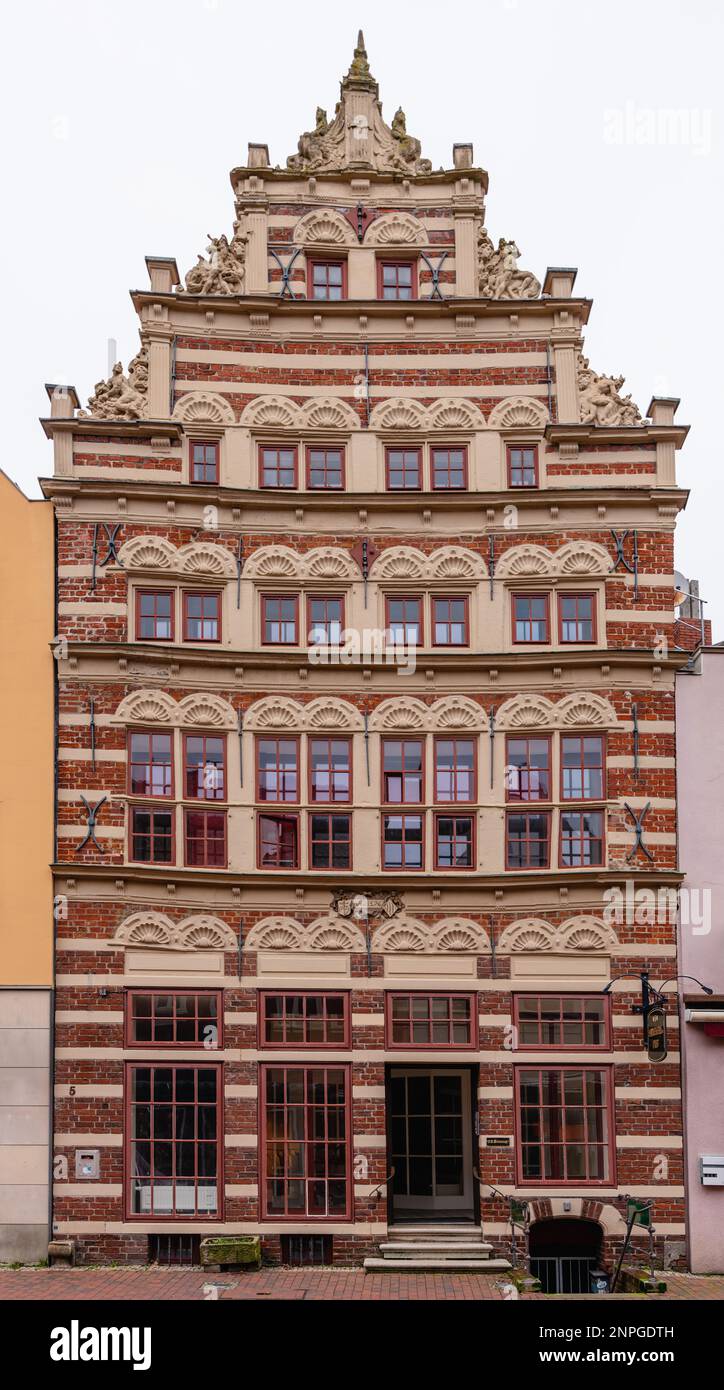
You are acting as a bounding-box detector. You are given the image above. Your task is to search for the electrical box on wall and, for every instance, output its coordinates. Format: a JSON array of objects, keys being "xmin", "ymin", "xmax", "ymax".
[
  {"xmin": 75, "ymin": 1149, "xmax": 100, "ymax": 1180},
  {"xmin": 700, "ymin": 1155, "xmax": 724, "ymax": 1186}
]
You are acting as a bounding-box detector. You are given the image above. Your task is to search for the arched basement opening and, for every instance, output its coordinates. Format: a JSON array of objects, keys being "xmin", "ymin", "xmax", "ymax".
[{"xmin": 529, "ymin": 1217, "xmax": 603, "ymax": 1294}]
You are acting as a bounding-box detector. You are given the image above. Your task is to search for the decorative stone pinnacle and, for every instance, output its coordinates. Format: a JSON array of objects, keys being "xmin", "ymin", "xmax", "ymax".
[{"xmin": 344, "ymin": 29, "xmax": 376, "ymax": 89}]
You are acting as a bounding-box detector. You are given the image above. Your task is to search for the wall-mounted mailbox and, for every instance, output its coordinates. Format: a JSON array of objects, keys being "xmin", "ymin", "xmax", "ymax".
[
  {"xmin": 75, "ymin": 1149, "xmax": 100, "ymax": 1180},
  {"xmin": 700, "ymin": 1155, "xmax": 724, "ymax": 1186}
]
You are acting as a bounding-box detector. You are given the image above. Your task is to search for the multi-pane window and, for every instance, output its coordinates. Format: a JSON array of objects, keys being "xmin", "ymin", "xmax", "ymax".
[
  {"xmin": 560, "ymin": 810, "xmax": 605, "ymax": 867},
  {"xmin": 127, "ymin": 1064, "xmax": 221, "ymax": 1217},
  {"xmin": 184, "ymin": 809, "xmax": 226, "ymax": 868},
  {"xmin": 382, "ymin": 814, "xmax": 423, "ymax": 870},
  {"xmin": 516, "ymin": 1067, "xmax": 612, "ymax": 1184},
  {"xmin": 259, "ymin": 445, "xmax": 297, "ymax": 489},
  {"xmin": 505, "ymin": 736, "xmax": 551, "ymax": 802},
  {"xmin": 190, "ymin": 440, "xmax": 219, "ymax": 484},
  {"xmin": 506, "ymin": 811, "xmax": 551, "ymax": 869},
  {"xmin": 128, "ymin": 731, "xmax": 173, "ymax": 798},
  {"xmin": 309, "ymin": 738, "xmax": 351, "ymax": 803},
  {"xmin": 433, "ymin": 596, "xmax": 468, "ymax": 646},
  {"xmin": 309, "ymin": 813, "xmax": 352, "ymax": 870},
  {"xmin": 310, "ymin": 260, "xmax": 345, "ymax": 301},
  {"xmin": 386, "ymin": 596, "xmax": 422, "ymax": 646},
  {"xmin": 262, "ymin": 594, "xmax": 298, "ymax": 644},
  {"xmin": 307, "ymin": 595, "xmax": 344, "ymax": 645},
  {"xmin": 507, "ymin": 445, "xmax": 538, "ymax": 488},
  {"xmin": 306, "ymin": 446, "xmax": 344, "ymax": 490},
  {"xmin": 126, "ymin": 992, "xmax": 221, "ymax": 1047},
  {"xmin": 183, "ymin": 592, "xmax": 220, "ymax": 642},
  {"xmin": 435, "ymin": 814, "xmax": 474, "ymax": 869},
  {"xmin": 131, "ymin": 806, "xmax": 174, "ymax": 863},
  {"xmin": 515, "ymin": 996, "xmax": 609, "ymax": 1050},
  {"xmin": 184, "ymin": 734, "xmax": 225, "ymax": 801},
  {"xmin": 561, "ymin": 736, "xmax": 605, "ymax": 801},
  {"xmin": 435, "ymin": 737, "xmax": 475, "ymax": 802},
  {"xmin": 137, "ymin": 590, "xmax": 174, "ymax": 641},
  {"xmin": 386, "ymin": 447, "xmax": 421, "ymax": 490},
  {"xmin": 262, "ymin": 1065, "xmax": 350, "ymax": 1218},
  {"xmin": 386, "ymin": 993, "xmax": 476, "ymax": 1048},
  {"xmin": 261, "ymin": 993, "xmax": 349, "ymax": 1047},
  {"xmin": 256, "ymin": 738, "xmax": 298, "ymax": 802},
  {"xmin": 559, "ymin": 593, "xmax": 595, "ymax": 643},
  {"xmin": 513, "ymin": 593, "xmax": 549, "ymax": 643},
  {"xmin": 382, "ymin": 739, "xmax": 423, "ymax": 803},
  {"xmin": 258, "ymin": 814, "xmax": 299, "ymax": 869},
  {"xmin": 431, "ymin": 447, "xmax": 467, "ymax": 490},
  {"xmin": 378, "ymin": 260, "xmax": 415, "ymax": 300}
]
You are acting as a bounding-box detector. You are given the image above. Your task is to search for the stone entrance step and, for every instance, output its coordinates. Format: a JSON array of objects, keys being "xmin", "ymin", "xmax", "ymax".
[
  {"xmin": 380, "ymin": 1241, "xmax": 496, "ymax": 1257},
  {"xmin": 363, "ymin": 1256, "xmax": 512, "ymax": 1273},
  {"xmin": 364, "ymin": 1222, "xmax": 512, "ymax": 1273}
]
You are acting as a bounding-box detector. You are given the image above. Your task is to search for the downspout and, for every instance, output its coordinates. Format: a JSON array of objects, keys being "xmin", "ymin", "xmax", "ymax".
[{"xmin": 48, "ymin": 505, "xmax": 59, "ymax": 1253}]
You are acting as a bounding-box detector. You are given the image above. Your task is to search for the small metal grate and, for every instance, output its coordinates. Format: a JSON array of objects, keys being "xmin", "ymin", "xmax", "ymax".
[
  {"xmin": 281, "ymin": 1235, "xmax": 332, "ymax": 1267},
  {"xmin": 149, "ymin": 1234, "xmax": 200, "ymax": 1267}
]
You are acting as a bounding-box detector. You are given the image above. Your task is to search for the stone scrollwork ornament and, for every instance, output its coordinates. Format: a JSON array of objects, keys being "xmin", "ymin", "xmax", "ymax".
[
  {"xmin": 477, "ymin": 226, "xmax": 541, "ymax": 299},
  {"xmin": 332, "ymin": 889, "xmax": 402, "ymax": 921},
  {"xmin": 576, "ymin": 352, "xmax": 643, "ymax": 426},
  {"xmin": 183, "ymin": 217, "xmax": 249, "ymax": 295},
  {"xmin": 81, "ymin": 345, "xmax": 149, "ymax": 420}
]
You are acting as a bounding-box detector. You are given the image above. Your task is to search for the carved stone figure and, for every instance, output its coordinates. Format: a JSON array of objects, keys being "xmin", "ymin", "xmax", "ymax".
[
  {"xmin": 81, "ymin": 346, "xmax": 148, "ymax": 420},
  {"xmin": 183, "ymin": 218, "xmax": 249, "ymax": 295},
  {"xmin": 477, "ymin": 226, "xmax": 541, "ymax": 299},
  {"xmin": 576, "ymin": 352, "xmax": 643, "ymax": 426}
]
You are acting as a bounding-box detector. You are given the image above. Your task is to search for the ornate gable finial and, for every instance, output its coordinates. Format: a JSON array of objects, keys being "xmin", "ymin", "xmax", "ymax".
[{"xmin": 286, "ymin": 35, "xmax": 431, "ymax": 175}]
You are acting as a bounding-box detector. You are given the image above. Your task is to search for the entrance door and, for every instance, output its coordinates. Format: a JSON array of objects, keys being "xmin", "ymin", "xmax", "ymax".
[{"xmin": 389, "ymin": 1069, "xmax": 473, "ymax": 1216}]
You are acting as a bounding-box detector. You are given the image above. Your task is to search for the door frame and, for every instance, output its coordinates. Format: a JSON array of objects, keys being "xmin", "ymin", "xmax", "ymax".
[{"xmin": 385, "ymin": 1063, "xmax": 479, "ymax": 1223}]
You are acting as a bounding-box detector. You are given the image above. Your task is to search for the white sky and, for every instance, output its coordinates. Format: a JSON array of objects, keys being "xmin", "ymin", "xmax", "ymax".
[{"xmin": 3, "ymin": 0, "xmax": 722, "ymax": 636}]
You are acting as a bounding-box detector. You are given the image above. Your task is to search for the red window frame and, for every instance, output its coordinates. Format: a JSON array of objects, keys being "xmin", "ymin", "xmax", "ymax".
[
  {"xmin": 260, "ymin": 992, "xmax": 351, "ymax": 1049},
  {"xmin": 512, "ymin": 592, "xmax": 550, "ymax": 644},
  {"xmin": 124, "ymin": 1061, "xmax": 223, "ymax": 1221},
  {"xmin": 377, "ymin": 258, "xmax": 418, "ymax": 300},
  {"xmin": 183, "ymin": 733, "xmax": 226, "ymax": 802},
  {"xmin": 260, "ymin": 1063, "xmax": 352, "ymax": 1220},
  {"xmin": 136, "ymin": 589, "xmax": 174, "ymax": 642},
  {"xmin": 190, "ymin": 439, "xmax": 219, "ymax": 485},
  {"xmin": 308, "ymin": 258, "xmax": 347, "ymax": 301},
  {"xmin": 382, "ymin": 737, "xmax": 424, "ymax": 805},
  {"xmin": 125, "ymin": 990, "xmax": 223, "ymax": 1049},
  {"xmin": 261, "ymin": 593, "xmax": 299, "ymax": 645},
  {"xmin": 256, "ymin": 736, "xmax": 299, "ymax": 803},
  {"xmin": 505, "ymin": 735, "xmax": 551, "ymax": 803},
  {"xmin": 128, "ymin": 729, "xmax": 174, "ymax": 799},
  {"xmin": 432, "ymin": 594, "xmax": 469, "ymax": 647},
  {"xmin": 258, "ymin": 443, "xmax": 298, "ymax": 490},
  {"xmin": 130, "ymin": 804, "xmax": 175, "ymax": 865},
  {"xmin": 305, "ymin": 444, "xmax": 346, "ymax": 490},
  {"xmin": 505, "ymin": 810, "xmax": 551, "ymax": 870},
  {"xmin": 382, "ymin": 813, "xmax": 424, "ymax": 871},
  {"xmin": 385, "ymin": 594, "xmax": 423, "ymax": 647},
  {"xmin": 558, "ymin": 591, "xmax": 597, "ymax": 644},
  {"xmin": 385, "ymin": 992, "xmax": 478, "ymax": 1050},
  {"xmin": 258, "ymin": 813, "xmax": 299, "ymax": 869},
  {"xmin": 434, "ymin": 813, "xmax": 475, "ymax": 870},
  {"xmin": 434, "ymin": 736, "xmax": 477, "ymax": 804},
  {"xmin": 559, "ymin": 809, "xmax": 605, "ymax": 869},
  {"xmin": 514, "ymin": 1065, "xmax": 615, "ymax": 1187},
  {"xmin": 513, "ymin": 995, "xmax": 611, "ymax": 1052},
  {"xmin": 306, "ymin": 594, "xmax": 345, "ymax": 646},
  {"xmin": 182, "ymin": 590, "xmax": 221, "ymax": 643},
  {"xmin": 308, "ymin": 812, "xmax": 352, "ymax": 870},
  {"xmin": 308, "ymin": 737, "xmax": 352, "ymax": 804},
  {"xmin": 184, "ymin": 808, "xmax": 227, "ymax": 868},
  {"xmin": 431, "ymin": 445, "xmax": 468, "ymax": 491},
  {"xmin": 560, "ymin": 735, "xmax": 606, "ymax": 802},
  {"xmin": 507, "ymin": 444, "xmax": 539, "ymax": 488},
  {"xmin": 385, "ymin": 445, "xmax": 422, "ymax": 491}
]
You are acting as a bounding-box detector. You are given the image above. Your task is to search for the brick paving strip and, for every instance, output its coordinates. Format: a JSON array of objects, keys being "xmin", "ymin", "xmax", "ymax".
[{"xmin": 1, "ymin": 1268, "xmax": 723, "ymax": 1301}]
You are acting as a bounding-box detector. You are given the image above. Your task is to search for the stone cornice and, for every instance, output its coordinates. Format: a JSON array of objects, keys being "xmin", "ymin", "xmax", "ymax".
[
  {"xmin": 229, "ymin": 164, "xmax": 490, "ymax": 192},
  {"xmin": 129, "ymin": 288, "xmax": 593, "ymax": 325},
  {"xmin": 40, "ymin": 417, "xmax": 183, "ymax": 442},
  {"xmin": 546, "ymin": 422, "xmax": 690, "ymax": 449}
]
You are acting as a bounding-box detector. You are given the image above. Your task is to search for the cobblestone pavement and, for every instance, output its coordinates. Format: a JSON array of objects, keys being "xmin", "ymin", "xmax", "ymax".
[{"xmin": 1, "ymin": 1267, "xmax": 723, "ymax": 1300}]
